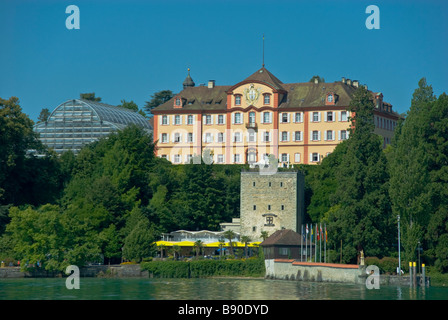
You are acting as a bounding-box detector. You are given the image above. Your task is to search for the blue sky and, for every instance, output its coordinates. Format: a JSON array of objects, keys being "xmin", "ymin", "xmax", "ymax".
[{"xmin": 1, "ymin": 0, "xmax": 447, "ymax": 121}]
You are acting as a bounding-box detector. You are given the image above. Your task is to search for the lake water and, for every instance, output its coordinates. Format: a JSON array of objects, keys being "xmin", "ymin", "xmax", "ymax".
[{"xmin": 1, "ymin": 277, "xmax": 448, "ymax": 300}]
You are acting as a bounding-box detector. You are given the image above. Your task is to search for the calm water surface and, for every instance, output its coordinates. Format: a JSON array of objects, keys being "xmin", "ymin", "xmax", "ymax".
[{"xmin": 0, "ymin": 277, "xmax": 447, "ymax": 300}]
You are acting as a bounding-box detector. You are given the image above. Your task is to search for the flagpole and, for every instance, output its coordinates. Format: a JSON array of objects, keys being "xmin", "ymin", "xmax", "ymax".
[
  {"xmin": 305, "ymin": 224, "xmax": 308, "ymax": 262},
  {"xmin": 301, "ymin": 224, "xmax": 303, "ymax": 262},
  {"xmin": 319, "ymin": 223, "xmax": 322, "ymax": 263},
  {"xmin": 315, "ymin": 224, "xmax": 317, "ymax": 263},
  {"xmin": 324, "ymin": 224, "xmax": 327, "ymax": 263},
  {"xmin": 311, "ymin": 224, "xmax": 314, "ymax": 262}
]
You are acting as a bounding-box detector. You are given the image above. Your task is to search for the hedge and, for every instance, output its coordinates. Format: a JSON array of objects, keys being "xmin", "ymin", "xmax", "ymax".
[{"xmin": 141, "ymin": 258, "xmax": 265, "ymax": 278}]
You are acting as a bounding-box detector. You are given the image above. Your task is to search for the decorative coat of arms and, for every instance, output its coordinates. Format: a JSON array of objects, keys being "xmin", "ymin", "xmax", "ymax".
[{"xmin": 244, "ymin": 84, "xmax": 261, "ymax": 105}]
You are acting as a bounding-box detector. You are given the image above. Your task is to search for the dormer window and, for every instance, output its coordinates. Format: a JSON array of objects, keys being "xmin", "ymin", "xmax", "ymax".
[
  {"xmin": 325, "ymin": 92, "xmax": 336, "ymax": 105},
  {"xmin": 175, "ymin": 98, "xmax": 182, "ymax": 107}
]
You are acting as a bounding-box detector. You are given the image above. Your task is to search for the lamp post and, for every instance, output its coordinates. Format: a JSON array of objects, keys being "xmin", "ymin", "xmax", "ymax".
[{"xmin": 398, "ymin": 215, "xmax": 401, "ymax": 276}]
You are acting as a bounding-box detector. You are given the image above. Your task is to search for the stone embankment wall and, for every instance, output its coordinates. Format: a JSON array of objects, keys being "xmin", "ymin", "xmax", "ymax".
[
  {"xmin": 265, "ymin": 259, "xmax": 365, "ymax": 284},
  {"xmin": 0, "ymin": 264, "xmax": 148, "ymax": 278},
  {"xmin": 265, "ymin": 259, "xmax": 430, "ymax": 286}
]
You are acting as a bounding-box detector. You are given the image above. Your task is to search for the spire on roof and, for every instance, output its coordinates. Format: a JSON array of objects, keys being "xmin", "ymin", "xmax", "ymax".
[{"xmin": 183, "ymin": 68, "xmax": 195, "ymax": 89}]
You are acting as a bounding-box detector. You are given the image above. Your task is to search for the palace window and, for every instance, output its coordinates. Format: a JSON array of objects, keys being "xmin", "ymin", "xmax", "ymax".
[
  {"xmin": 187, "ymin": 132, "xmax": 194, "ymax": 143},
  {"xmin": 294, "ymin": 131, "xmax": 302, "ymax": 141},
  {"xmin": 294, "ymin": 112, "xmax": 303, "ymax": 123},
  {"xmin": 340, "ymin": 111, "xmax": 348, "ymax": 122},
  {"xmin": 235, "ymin": 95, "xmax": 241, "ymax": 106},
  {"xmin": 263, "ymin": 112, "xmax": 271, "ymax": 123},
  {"xmin": 312, "ymin": 130, "xmax": 320, "ymax": 141},
  {"xmin": 312, "ymin": 112, "xmax": 320, "ymax": 122},
  {"xmin": 175, "ymin": 115, "xmax": 181, "ymax": 125},
  {"xmin": 174, "ymin": 132, "xmax": 181, "ymax": 143},
  {"xmin": 326, "ymin": 111, "xmax": 334, "ymax": 122},
  {"xmin": 281, "ymin": 113, "xmax": 289, "ymax": 123},
  {"xmin": 218, "ymin": 114, "xmax": 224, "ymax": 124},
  {"xmin": 234, "ymin": 112, "xmax": 242, "ymax": 124},
  {"xmin": 264, "ymin": 94, "xmax": 271, "ymax": 105},
  {"xmin": 187, "ymin": 115, "xmax": 194, "ymax": 125},
  {"xmin": 326, "ymin": 130, "xmax": 334, "ymax": 141},
  {"xmin": 162, "ymin": 115, "xmax": 168, "ymax": 125},
  {"xmin": 161, "ymin": 133, "xmax": 168, "ymax": 143},
  {"xmin": 205, "ymin": 114, "xmax": 212, "ymax": 125}
]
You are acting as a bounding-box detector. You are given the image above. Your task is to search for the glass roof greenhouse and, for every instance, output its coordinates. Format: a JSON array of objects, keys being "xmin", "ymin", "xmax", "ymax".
[{"xmin": 34, "ymin": 99, "xmax": 152, "ymax": 154}]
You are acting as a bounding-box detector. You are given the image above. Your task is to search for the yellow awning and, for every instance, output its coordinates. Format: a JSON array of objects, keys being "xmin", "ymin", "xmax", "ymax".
[
  {"xmin": 174, "ymin": 241, "xmax": 196, "ymax": 247},
  {"xmin": 155, "ymin": 241, "xmax": 174, "ymax": 247}
]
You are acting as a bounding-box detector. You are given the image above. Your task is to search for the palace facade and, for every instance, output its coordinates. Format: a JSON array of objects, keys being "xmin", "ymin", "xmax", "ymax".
[{"xmin": 151, "ymin": 67, "xmax": 400, "ymax": 165}]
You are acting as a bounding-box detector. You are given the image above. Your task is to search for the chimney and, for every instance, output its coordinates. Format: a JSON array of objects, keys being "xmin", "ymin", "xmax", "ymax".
[
  {"xmin": 353, "ymin": 80, "xmax": 359, "ymax": 88},
  {"xmin": 208, "ymin": 80, "xmax": 215, "ymax": 88},
  {"xmin": 341, "ymin": 77, "xmax": 346, "ymax": 84}
]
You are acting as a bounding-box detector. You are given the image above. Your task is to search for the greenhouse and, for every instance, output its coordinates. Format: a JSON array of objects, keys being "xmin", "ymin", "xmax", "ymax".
[{"xmin": 34, "ymin": 99, "xmax": 152, "ymax": 154}]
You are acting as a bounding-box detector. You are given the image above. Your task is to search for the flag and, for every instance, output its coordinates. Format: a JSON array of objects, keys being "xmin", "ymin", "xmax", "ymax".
[
  {"xmin": 306, "ymin": 224, "xmax": 309, "ymax": 234},
  {"xmin": 325, "ymin": 224, "xmax": 327, "ymax": 242},
  {"xmin": 317, "ymin": 226, "xmax": 320, "ymax": 241},
  {"xmin": 311, "ymin": 225, "xmax": 313, "ymax": 242}
]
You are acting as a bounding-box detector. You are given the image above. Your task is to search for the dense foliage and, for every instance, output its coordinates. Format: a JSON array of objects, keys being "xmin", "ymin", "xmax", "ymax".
[
  {"xmin": 1, "ymin": 78, "xmax": 447, "ymax": 273},
  {"xmin": 141, "ymin": 257, "xmax": 265, "ymax": 278}
]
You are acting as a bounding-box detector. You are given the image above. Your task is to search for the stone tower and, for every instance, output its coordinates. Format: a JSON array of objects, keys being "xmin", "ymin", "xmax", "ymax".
[{"xmin": 240, "ymin": 171, "xmax": 305, "ymax": 242}]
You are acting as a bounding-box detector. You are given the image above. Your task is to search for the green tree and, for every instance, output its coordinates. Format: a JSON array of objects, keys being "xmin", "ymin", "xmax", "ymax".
[
  {"xmin": 122, "ymin": 206, "xmax": 156, "ymax": 262},
  {"xmin": 118, "ymin": 99, "xmax": 139, "ymax": 112},
  {"xmin": 144, "ymin": 90, "xmax": 173, "ymax": 115},
  {"xmin": 80, "ymin": 93, "xmax": 101, "ymax": 101},
  {"xmin": 37, "ymin": 108, "xmax": 50, "ymax": 123},
  {"xmin": 388, "ymin": 78, "xmax": 437, "ymax": 265},
  {"xmin": 224, "ymin": 230, "xmax": 236, "ymax": 256},
  {"xmin": 194, "ymin": 240, "xmax": 203, "ymax": 258},
  {"xmin": 326, "ymin": 86, "xmax": 394, "ymax": 263},
  {"xmin": 241, "ymin": 235, "xmax": 251, "ymax": 258}
]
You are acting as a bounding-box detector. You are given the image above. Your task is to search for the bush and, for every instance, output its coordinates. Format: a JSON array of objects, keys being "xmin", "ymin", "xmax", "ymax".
[
  {"xmin": 141, "ymin": 257, "xmax": 265, "ymax": 278},
  {"xmin": 365, "ymin": 256, "xmax": 399, "ymax": 274}
]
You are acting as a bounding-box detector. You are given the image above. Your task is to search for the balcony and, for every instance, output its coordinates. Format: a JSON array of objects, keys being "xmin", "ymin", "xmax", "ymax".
[{"xmin": 245, "ymin": 122, "xmax": 258, "ymax": 129}]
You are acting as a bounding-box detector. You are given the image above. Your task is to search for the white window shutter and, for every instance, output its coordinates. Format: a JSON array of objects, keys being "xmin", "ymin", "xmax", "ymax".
[
  {"xmin": 260, "ymin": 113, "xmax": 264, "ymax": 124},
  {"xmin": 310, "ymin": 131, "xmax": 313, "ymax": 141},
  {"xmin": 309, "ymin": 153, "xmax": 313, "ymax": 162},
  {"xmin": 159, "ymin": 134, "xmax": 162, "ymax": 142},
  {"xmin": 287, "ymin": 132, "xmax": 290, "ymax": 142},
  {"xmin": 324, "ymin": 131, "xmax": 327, "ymax": 141},
  {"xmin": 240, "ymin": 113, "xmax": 244, "ymax": 124},
  {"xmin": 223, "ymin": 114, "xmax": 226, "ymax": 124},
  {"xmin": 317, "ymin": 153, "xmax": 320, "ymax": 162},
  {"xmin": 231, "ymin": 113, "xmax": 235, "ymax": 124},
  {"xmin": 324, "ymin": 112, "xmax": 328, "ymax": 122},
  {"xmin": 317, "ymin": 112, "xmax": 321, "ymax": 122},
  {"xmin": 167, "ymin": 116, "xmax": 170, "ymax": 125},
  {"xmin": 338, "ymin": 112, "xmax": 342, "ymax": 122},
  {"xmin": 332, "ymin": 130, "xmax": 335, "ymax": 140},
  {"xmin": 318, "ymin": 131, "xmax": 321, "ymax": 141},
  {"xmin": 347, "ymin": 130, "xmax": 350, "ymax": 138},
  {"xmin": 287, "ymin": 153, "xmax": 290, "ymax": 162},
  {"xmin": 338, "ymin": 130, "xmax": 341, "ymax": 141},
  {"xmin": 287, "ymin": 113, "xmax": 290, "ymax": 123}
]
